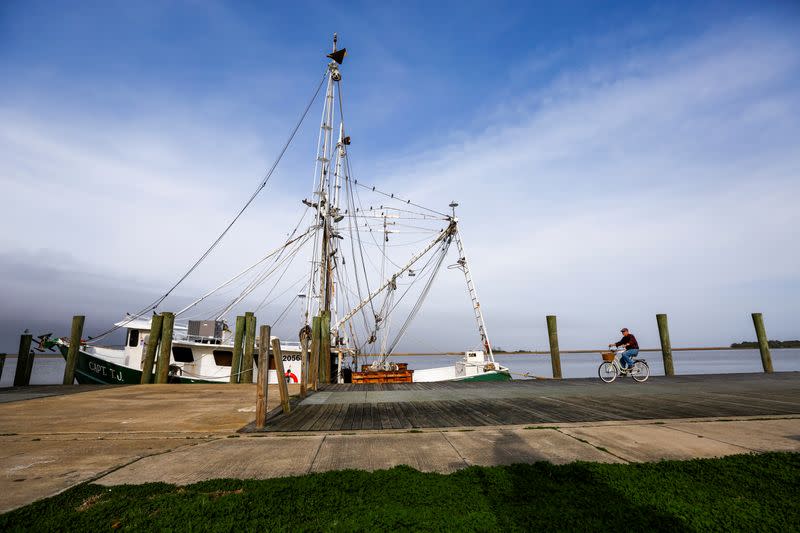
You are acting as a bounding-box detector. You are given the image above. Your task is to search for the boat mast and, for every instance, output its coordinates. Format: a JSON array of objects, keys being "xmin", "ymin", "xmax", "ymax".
[
  {"xmin": 312, "ymin": 34, "xmax": 341, "ymax": 319},
  {"xmin": 450, "ymin": 203, "xmax": 495, "ymax": 362}
]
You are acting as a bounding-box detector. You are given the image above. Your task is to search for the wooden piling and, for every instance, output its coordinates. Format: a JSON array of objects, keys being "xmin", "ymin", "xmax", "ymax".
[
  {"xmin": 140, "ymin": 314, "xmax": 163, "ymax": 384},
  {"xmin": 241, "ymin": 312, "xmax": 256, "ymax": 384},
  {"xmin": 62, "ymin": 315, "xmax": 85, "ymax": 385},
  {"xmin": 13, "ymin": 334, "xmax": 34, "ymax": 387},
  {"xmin": 155, "ymin": 312, "xmax": 175, "ymax": 384},
  {"xmin": 752, "ymin": 312, "xmax": 774, "ymax": 373},
  {"xmin": 255, "ymin": 325, "xmax": 271, "ymax": 429},
  {"xmin": 546, "ymin": 315, "xmax": 562, "ymax": 379},
  {"xmin": 0, "ymin": 353, "xmax": 5, "ymax": 382},
  {"xmin": 656, "ymin": 313, "xmax": 675, "ymax": 376},
  {"xmin": 230, "ymin": 315, "xmax": 246, "ymax": 384},
  {"xmin": 299, "ymin": 329, "xmax": 309, "ymax": 398},
  {"xmin": 320, "ymin": 311, "xmax": 331, "ymax": 384},
  {"xmin": 271, "ymin": 338, "xmax": 291, "ymax": 414},
  {"xmin": 309, "ymin": 316, "xmax": 321, "ymax": 391}
]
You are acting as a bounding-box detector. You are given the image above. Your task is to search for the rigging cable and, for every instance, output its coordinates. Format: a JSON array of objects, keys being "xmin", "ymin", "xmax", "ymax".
[
  {"xmin": 173, "ymin": 226, "xmax": 313, "ymax": 318},
  {"xmin": 336, "ymin": 82, "xmax": 379, "ymax": 335},
  {"xmin": 271, "ymin": 278, "xmax": 310, "ymax": 328},
  {"xmin": 152, "ymin": 69, "xmax": 327, "ymax": 309},
  {"xmin": 245, "ymin": 206, "xmax": 314, "ymax": 315},
  {"xmin": 334, "ymin": 77, "xmax": 446, "ymax": 219},
  {"xmin": 344, "ymin": 176, "xmax": 449, "ymax": 218},
  {"xmin": 386, "ymin": 236, "xmax": 452, "ymax": 354},
  {"xmin": 215, "ymin": 231, "xmax": 313, "ymax": 319},
  {"xmin": 344, "ymin": 157, "xmax": 380, "ymax": 339},
  {"xmin": 87, "ymin": 68, "xmax": 329, "ymax": 343},
  {"xmin": 360, "ymin": 234, "xmax": 446, "ymax": 355}
]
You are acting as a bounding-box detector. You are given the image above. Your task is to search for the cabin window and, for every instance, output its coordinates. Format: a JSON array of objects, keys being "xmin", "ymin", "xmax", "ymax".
[
  {"xmin": 172, "ymin": 346, "xmax": 194, "ymax": 363},
  {"xmin": 128, "ymin": 330, "xmax": 140, "ymax": 347},
  {"xmin": 213, "ymin": 350, "xmax": 233, "ymax": 367}
]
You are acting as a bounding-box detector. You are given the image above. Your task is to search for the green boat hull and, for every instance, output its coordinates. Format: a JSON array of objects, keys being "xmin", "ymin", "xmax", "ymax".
[
  {"xmin": 58, "ymin": 346, "xmax": 215, "ymax": 384},
  {"xmin": 455, "ymin": 369, "xmax": 512, "ymax": 382}
]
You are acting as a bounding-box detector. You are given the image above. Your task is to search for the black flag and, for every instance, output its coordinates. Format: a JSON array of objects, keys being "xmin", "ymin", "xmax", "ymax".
[{"xmin": 327, "ymin": 48, "xmax": 347, "ymax": 64}]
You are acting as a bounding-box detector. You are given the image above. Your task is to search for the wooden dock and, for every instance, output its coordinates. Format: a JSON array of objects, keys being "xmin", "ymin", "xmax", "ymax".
[{"xmin": 263, "ymin": 372, "xmax": 800, "ymax": 432}]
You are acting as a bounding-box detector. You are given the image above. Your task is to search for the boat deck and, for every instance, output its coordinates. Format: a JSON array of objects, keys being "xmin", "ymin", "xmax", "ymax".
[{"xmin": 263, "ymin": 372, "xmax": 800, "ymax": 432}]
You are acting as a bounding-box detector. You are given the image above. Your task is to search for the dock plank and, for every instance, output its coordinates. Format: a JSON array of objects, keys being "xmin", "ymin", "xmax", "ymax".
[
  {"xmin": 262, "ymin": 373, "xmax": 800, "ymax": 432},
  {"xmin": 341, "ymin": 404, "xmax": 358, "ymax": 431}
]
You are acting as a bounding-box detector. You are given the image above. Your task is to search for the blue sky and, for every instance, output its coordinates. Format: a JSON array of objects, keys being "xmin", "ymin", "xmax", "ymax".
[{"xmin": 1, "ymin": 1, "xmax": 799, "ymax": 352}]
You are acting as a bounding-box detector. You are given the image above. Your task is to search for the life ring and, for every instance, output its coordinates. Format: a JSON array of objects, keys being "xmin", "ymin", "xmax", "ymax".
[{"xmin": 284, "ymin": 370, "xmax": 299, "ymax": 383}]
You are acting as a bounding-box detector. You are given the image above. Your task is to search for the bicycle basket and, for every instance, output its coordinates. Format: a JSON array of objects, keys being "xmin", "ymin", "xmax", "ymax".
[{"xmin": 601, "ymin": 351, "xmax": 615, "ymax": 362}]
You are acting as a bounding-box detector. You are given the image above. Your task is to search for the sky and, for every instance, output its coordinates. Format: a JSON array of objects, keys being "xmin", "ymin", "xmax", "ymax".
[{"xmin": 1, "ymin": 0, "xmax": 799, "ymax": 353}]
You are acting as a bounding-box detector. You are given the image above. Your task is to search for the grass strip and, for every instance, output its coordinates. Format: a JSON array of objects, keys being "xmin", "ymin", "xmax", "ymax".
[{"xmin": 1, "ymin": 452, "xmax": 798, "ymax": 531}]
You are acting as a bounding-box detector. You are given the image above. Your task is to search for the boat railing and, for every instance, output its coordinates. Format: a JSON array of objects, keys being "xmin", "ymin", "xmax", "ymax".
[
  {"xmin": 256, "ymin": 340, "xmax": 301, "ymax": 348},
  {"xmin": 177, "ymin": 333, "xmax": 225, "ymax": 345},
  {"xmin": 280, "ymin": 340, "xmax": 301, "ymax": 347}
]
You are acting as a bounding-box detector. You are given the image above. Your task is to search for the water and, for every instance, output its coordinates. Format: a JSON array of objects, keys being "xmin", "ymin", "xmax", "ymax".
[
  {"xmin": 404, "ymin": 349, "xmax": 800, "ymax": 379},
  {"xmin": 2, "ymin": 349, "xmax": 799, "ymax": 387},
  {"xmin": 1, "ymin": 356, "xmax": 66, "ymax": 387}
]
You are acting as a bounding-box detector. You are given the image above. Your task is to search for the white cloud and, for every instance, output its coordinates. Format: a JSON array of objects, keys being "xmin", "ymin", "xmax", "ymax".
[
  {"xmin": 358, "ymin": 20, "xmax": 800, "ymax": 348},
  {"xmin": 1, "ymin": 17, "xmax": 798, "ymax": 351}
]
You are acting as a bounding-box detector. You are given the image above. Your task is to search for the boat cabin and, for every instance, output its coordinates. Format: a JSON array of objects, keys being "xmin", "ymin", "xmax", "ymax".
[{"xmin": 114, "ymin": 318, "xmax": 302, "ymax": 383}]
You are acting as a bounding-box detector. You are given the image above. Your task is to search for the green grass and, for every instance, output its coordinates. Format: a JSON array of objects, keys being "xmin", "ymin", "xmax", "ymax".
[{"xmin": 2, "ymin": 453, "xmax": 799, "ymax": 531}]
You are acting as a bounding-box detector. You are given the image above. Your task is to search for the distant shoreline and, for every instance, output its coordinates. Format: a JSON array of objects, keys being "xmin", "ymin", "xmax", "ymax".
[
  {"xmin": 392, "ymin": 346, "xmax": 797, "ymax": 356},
  {"xmin": 2, "ymin": 346, "xmax": 798, "ymax": 359}
]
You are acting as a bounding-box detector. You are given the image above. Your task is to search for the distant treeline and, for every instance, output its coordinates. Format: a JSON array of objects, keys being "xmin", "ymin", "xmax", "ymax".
[
  {"xmin": 492, "ymin": 341, "xmax": 800, "ymax": 354},
  {"xmin": 730, "ymin": 340, "xmax": 800, "ymax": 349}
]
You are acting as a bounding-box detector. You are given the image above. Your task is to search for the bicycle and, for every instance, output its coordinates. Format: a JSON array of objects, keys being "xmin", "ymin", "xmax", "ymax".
[{"xmin": 598, "ymin": 347, "xmax": 650, "ymax": 383}]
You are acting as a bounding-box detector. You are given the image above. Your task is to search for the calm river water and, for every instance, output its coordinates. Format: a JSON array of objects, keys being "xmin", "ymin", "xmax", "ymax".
[
  {"xmin": 2, "ymin": 349, "xmax": 798, "ymax": 387},
  {"xmin": 406, "ymin": 349, "xmax": 800, "ymax": 378}
]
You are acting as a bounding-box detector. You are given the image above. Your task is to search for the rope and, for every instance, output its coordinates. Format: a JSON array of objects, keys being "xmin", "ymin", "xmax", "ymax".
[
  {"xmin": 255, "ymin": 272, "xmax": 308, "ymax": 314},
  {"xmin": 87, "ymin": 69, "xmax": 328, "ymax": 343},
  {"xmin": 174, "ymin": 227, "xmax": 314, "ymax": 319},
  {"xmin": 249, "ymin": 207, "xmax": 314, "ymax": 314},
  {"xmin": 334, "ymin": 78, "xmax": 446, "ymax": 219},
  {"xmin": 215, "ymin": 231, "xmax": 313, "ymax": 319},
  {"xmin": 157, "ymin": 69, "xmax": 326, "ymax": 308},
  {"xmin": 343, "ymin": 142, "xmax": 378, "ymax": 330},
  {"xmin": 508, "ymin": 370, "xmax": 555, "ymax": 380},
  {"xmin": 386, "ymin": 237, "xmax": 451, "ymax": 354},
  {"xmin": 345, "ymin": 177, "xmax": 449, "ymax": 218},
  {"xmin": 179, "ymin": 367, "xmax": 251, "ymax": 381}
]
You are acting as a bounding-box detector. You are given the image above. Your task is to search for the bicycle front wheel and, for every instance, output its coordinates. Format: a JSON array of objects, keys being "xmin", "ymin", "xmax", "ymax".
[
  {"xmin": 598, "ymin": 362, "xmax": 617, "ymax": 383},
  {"xmin": 631, "ymin": 361, "xmax": 650, "ymax": 382}
]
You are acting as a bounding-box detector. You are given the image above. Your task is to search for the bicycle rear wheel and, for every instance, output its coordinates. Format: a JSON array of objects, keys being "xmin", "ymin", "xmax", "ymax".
[
  {"xmin": 598, "ymin": 362, "xmax": 617, "ymax": 383},
  {"xmin": 631, "ymin": 361, "xmax": 650, "ymax": 382}
]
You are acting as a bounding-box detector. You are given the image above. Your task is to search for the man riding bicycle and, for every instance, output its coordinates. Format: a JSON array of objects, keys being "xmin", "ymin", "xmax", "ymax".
[{"xmin": 609, "ymin": 328, "xmax": 639, "ymax": 372}]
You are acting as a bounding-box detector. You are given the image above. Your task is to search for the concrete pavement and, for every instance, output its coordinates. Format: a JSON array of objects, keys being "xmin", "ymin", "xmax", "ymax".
[
  {"xmin": 0, "ymin": 383, "xmax": 799, "ymax": 513},
  {"xmin": 92, "ymin": 417, "xmax": 800, "ymax": 489},
  {"xmin": 0, "ymin": 384, "xmax": 266, "ymax": 512}
]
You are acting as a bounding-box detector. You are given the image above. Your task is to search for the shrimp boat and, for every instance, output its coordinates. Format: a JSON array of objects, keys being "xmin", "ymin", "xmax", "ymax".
[{"xmin": 52, "ymin": 35, "xmax": 510, "ymax": 385}]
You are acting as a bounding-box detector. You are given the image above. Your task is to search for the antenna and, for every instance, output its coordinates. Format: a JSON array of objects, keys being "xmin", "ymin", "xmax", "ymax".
[
  {"xmin": 328, "ymin": 32, "xmax": 346, "ymax": 65},
  {"xmin": 449, "ymin": 201, "xmax": 459, "ymax": 218}
]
